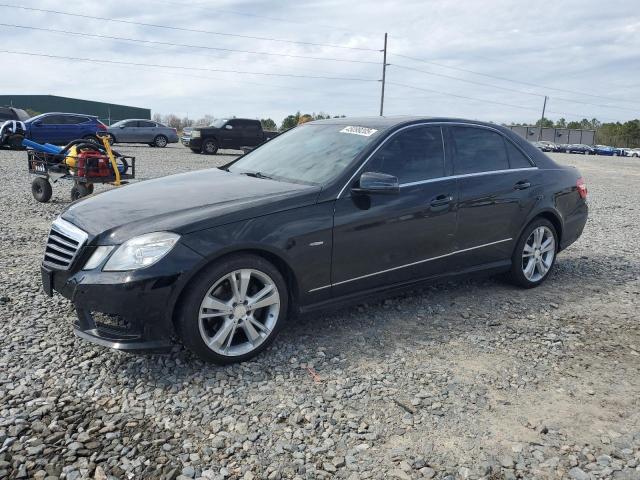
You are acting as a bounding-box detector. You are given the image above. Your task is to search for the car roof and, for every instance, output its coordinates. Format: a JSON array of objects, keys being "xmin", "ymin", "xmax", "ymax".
[
  {"xmin": 308, "ymin": 115, "xmax": 509, "ymax": 131},
  {"xmin": 29, "ymin": 112, "xmax": 97, "ymax": 120}
]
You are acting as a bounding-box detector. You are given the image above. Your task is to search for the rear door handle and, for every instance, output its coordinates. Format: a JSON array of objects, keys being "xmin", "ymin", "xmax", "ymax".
[
  {"xmin": 430, "ymin": 194, "xmax": 453, "ymax": 207},
  {"xmin": 514, "ymin": 181, "xmax": 531, "ymax": 190}
]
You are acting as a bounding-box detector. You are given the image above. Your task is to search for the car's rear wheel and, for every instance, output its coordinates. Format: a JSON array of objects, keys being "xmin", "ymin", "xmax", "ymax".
[
  {"xmin": 509, "ymin": 218, "xmax": 557, "ymax": 288},
  {"xmin": 83, "ymin": 135, "xmax": 99, "ymax": 144},
  {"xmin": 154, "ymin": 135, "xmax": 168, "ymax": 148},
  {"xmin": 202, "ymin": 139, "xmax": 218, "ymax": 155},
  {"xmin": 177, "ymin": 254, "xmax": 287, "ymax": 364}
]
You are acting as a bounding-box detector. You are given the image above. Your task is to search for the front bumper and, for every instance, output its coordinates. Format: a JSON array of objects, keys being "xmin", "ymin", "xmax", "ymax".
[
  {"xmin": 42, "ymin": 243, "xmax": 204, "ymax": 352},
  {"xmin": 186, "ymin": 137, "xmax": 202, "ymax": 150}
]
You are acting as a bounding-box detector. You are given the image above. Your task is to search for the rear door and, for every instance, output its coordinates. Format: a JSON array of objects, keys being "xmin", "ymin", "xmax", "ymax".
[
  {"xmin": 447, "ymin": 125, "xmax": 538, "ymax": 269},
  {"xmin": 331, "ymin": 125, "xmax": 458, "ymax": 296},
  {"xmin": 137, "ymin": 120, "xmax": 157, "ymax": 143},
  {"xmin": 60, "ymin": 115, "xmax": 90, "ymax": 143},
  {"xmin": 243, "ymin": 121, "xmax": 263, "ymax": 147}
]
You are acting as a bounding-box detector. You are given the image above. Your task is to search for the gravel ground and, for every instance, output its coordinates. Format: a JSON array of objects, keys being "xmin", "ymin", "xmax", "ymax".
[{"xmin": 0, "ymin": 144, "xmax": 639, "ymax": 480}]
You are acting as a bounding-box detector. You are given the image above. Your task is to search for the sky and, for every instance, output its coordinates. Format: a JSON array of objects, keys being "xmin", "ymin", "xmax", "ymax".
[{"xmin": 0, "ymin": 0, "xmax": 639, "ymax": 126}]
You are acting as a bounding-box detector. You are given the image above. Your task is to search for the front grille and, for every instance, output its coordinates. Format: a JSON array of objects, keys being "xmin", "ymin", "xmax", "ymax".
[{"xmin": 43, "ymin": 218, "xmax": 88, "ymax": 270}]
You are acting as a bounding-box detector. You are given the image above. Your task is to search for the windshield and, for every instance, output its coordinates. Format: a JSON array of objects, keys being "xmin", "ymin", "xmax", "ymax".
[
  {"xmin": 228, "ymin": 123, "xmax": 382, "ymax": 185},
  {"xmin": 211, "ymin": 118, "xmax": 228, "ymax": 128}
]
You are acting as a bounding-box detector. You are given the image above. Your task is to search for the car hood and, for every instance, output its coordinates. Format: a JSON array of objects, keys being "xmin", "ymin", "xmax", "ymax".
[{"xmin": 62, "ymin": 169, "xmax": 320, "ymax": 244}]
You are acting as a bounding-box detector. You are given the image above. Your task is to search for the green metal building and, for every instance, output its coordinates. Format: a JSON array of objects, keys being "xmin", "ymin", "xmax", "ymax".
[{"xmin": 0, "ymin": 95, "xmax": 150, "ymax": 125}]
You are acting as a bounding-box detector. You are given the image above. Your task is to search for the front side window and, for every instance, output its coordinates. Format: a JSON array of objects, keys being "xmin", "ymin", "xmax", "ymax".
[
  {"xmin": 366, "ymin": 126, "xmax": 445, "ymax": 184},
  {"xmin": 451, "ymin": 127, "xmax": 509, "ymax": 175},
  {"xmin": 228, "ymin": 123, "xmax": 382, "ymax": 185},
  {"xmin": 41, "ymin": 115, "xmax": 65, "ymax": 125}
]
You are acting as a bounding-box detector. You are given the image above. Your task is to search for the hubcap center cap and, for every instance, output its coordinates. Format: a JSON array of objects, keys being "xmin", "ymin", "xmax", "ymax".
[{"xmin": 233, "ymin": 305, "xmax": 247, "ymax": 318}]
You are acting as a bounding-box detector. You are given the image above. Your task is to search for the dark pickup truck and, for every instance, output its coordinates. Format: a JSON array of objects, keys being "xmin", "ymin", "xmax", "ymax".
[{"xmin": 185, "ymin": 118, "xmax": 279, "ymax": 155}]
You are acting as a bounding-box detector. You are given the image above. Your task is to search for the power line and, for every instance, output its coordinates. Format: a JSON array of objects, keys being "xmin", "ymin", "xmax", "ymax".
[
  {"xmin": 392, "ymin": 52, "xmax": 640, "ymax": 106},
  {"xmin": 391, "ymin": 62, "xmax": 640, "ymax": 114},
  {"xmin": 390, "ymin": 63, "xmax": 545, "ymax": 99},
  {"xmin": 0, "ymin": 23, "xmax": 381, "ymax": 65},
  {"xmin": 0, "ymin": 3, "xmax": 380, "ymax": 52},
  {"xmin": 0, "ymin": 50, "xmax": 379, "ymax": 81},
  {"xmin": 152, "ymin": 0, "xmax": 380, "ymax": 36},
  {"xmin": 387, "ymin": 81, "xmax": 620, "ymax": 121}
]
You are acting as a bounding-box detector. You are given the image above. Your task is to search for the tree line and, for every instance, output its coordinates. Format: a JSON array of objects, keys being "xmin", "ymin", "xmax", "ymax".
[
  {"xmin": 512, "ymin": 117, "xmax": 640, "ymax": 147},
  {"xmin": 152, "ymin": 111, "xmax": 345, "ymax": 133}
]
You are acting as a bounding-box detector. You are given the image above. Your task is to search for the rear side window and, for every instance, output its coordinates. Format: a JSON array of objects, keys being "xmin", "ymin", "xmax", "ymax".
[
  {"xmin": 65, "ymin": 116, "xmax": 90, "ymax": 124},
  {"xmin": 367, "ymin": 126, "xmax": 445, "ymax": 184},
  {"xmin": 451, "ymin": 126, "xmax": 509, "ymax": 174},
  {"xmin": 138, "ymin": 121, "xmax": 155, "ymax": 127},
  {"xmin": 505, "ymin": 140, "xmax": 533, "ymax": 168}
]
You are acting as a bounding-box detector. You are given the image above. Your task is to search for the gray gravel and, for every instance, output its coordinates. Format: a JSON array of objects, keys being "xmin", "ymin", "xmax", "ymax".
[{"xmin": 1, "ymin": 144, "xmax": 639, "ymax": 479}]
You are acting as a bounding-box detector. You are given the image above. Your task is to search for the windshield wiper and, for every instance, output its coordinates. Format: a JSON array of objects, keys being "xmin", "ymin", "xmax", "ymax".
[{"xmin": 241, "ymin": 171, "xmax": 273, "ymax": 180}]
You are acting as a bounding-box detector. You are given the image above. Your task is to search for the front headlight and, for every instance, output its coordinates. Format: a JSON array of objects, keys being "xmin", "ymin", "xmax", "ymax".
[
  {"xmin": 103, "ymin": 232, "xmax": 180, "ymax": 271},
  {"xmin": 191, "ymin": 130, "xmax": 201, "ymax": 138}
]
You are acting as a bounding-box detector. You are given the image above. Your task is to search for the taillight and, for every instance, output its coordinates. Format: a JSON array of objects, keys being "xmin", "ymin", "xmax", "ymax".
[
  {"xmin": 96, "ymin": 121, "xmax": 107, "ymax": 131},
  {"xmin": 577, "ymin": 177, "xmax": 587, "ymax": 199}
]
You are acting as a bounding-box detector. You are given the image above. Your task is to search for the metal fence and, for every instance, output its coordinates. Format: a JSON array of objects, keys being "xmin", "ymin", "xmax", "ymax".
[{"xmin": 508, "ymin": 125, "xmax": 595, "ymax": 145}]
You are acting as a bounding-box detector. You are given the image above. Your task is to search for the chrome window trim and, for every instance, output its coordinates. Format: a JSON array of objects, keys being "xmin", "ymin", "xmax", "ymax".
[
  {"xmin": 337, "ymin": 121, "xmax": 537, "ymax": 199},
  {"xmin": 399, "ymin": 167, "xmax": 538, "ymax": 188},
  {"xmin": 308, "ymin": 237, "xmax": 512, "ymax": 293}
]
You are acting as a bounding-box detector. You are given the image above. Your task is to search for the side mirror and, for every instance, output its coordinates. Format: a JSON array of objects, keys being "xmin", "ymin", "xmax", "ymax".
[
  {"xmin": 351, "ymin": 171, "xmax": 399, "ymax": 195},
  {"xmin": 225, "ymin": 124, "xmax": 233, "ymax": 130},
  {"xmin": 119, "ymin": 125, "xmax": 126, "ymax": 128}
]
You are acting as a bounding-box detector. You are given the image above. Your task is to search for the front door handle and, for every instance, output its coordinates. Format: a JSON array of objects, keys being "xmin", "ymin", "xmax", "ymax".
[
  {"xmin": 430, "ymin": 194, "xmax": 453, "ymax": 207},
  {"xmin": 514, "ymin": 180, "xmax": 531, "ymax": 190}
]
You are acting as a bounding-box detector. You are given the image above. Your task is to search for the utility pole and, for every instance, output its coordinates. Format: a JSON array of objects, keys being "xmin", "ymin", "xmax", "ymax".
[
  {"xmin": 538, "ymin": 95, "xmax": 548, "ymax": 140},
  {"xmin": 379, "ymin": 33, "xmax": 388, "ymax": 116}
]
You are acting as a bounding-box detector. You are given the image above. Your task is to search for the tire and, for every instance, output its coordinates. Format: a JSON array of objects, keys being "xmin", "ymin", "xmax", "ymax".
[
  {"xmin": 202, "ymin": 139, "xmax": 218, "ymax": 155},
  {"xmin": 86, "ymin": 183, "xmax": 94, "ymax": 194},
  {"xmin": 190, "ymin": 148, "xmax": 200, "ymax": 154},
  {"xmin": 177, "ymin": 254, "xmax": 288, "ymax": 364},
  {"xmin": 8, "ymin": 134, "xmax": 24, "ymax": 149},
  {"xmin": 106, "ymin": 134, "xmax": 116, "ymax": 145},
  {"xmin": 153, "ymin": 135, "xmax": 168, "ymax": 148},
  {"xmin": 70, "ymin": 183, "xmax": 91, "ymax": 201},
  {"xmin": 508, "ymin": 218, "xmax": 558, "ymax": 288},
  {"xmin": 83, "ymin": 135, "xmax": 99, "ymax": 144},
  {"xmin": 31, "ymin": 177, "xmax": 52, "ymax": 203}
]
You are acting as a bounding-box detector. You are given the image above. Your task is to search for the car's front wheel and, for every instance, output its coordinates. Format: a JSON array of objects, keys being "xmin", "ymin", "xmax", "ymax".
[
  {"xmin": 509, "ymin": 218, "xmax": 557, "ymax": 288},
  {"xmin": 177, "ymin": 254, "xmax": 287, "ymax": 364},
  {"xmin": 202, "ymin": 139, "xmax": 218, "ymax": 155}
]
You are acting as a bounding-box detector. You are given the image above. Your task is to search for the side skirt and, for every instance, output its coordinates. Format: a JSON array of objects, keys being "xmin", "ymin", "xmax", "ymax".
[{"xmin": 298, "ymin": 260, "xmax": 511, "ymax": 315}]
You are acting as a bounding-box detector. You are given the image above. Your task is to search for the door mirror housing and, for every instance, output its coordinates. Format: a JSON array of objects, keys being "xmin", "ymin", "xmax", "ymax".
[
  {"xmin": 119, "ymin": 125, "xmax": 125, "ymax": 128},
  {"xmin": 351, "ymin": 171, "xmax": 399, "ymax": 195},
  {"xmin": 225, "ymin": 124, "xmax": 233, "ymax": 130}
]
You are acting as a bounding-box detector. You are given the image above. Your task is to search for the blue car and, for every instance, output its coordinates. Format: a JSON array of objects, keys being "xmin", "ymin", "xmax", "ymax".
[
  {"xmin": 593, "ymin": 145, "xmax": 615, "ymax": 156},
  {"xmin": 25, "ymin": 112, "xmax": 108, "ymax": 145}
]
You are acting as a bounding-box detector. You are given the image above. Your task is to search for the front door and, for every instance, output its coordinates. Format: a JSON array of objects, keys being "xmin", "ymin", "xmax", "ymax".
[
  {"xmin": 31, "ymin": 115, "xmax": 64, "ymax": 144},
  {"xmin": 331, "ymin": 125, "xmax": 458, "ymax": 297},
  {"xmin": 220, "ymin": 120, "xmax": 244, "ymax": 149}
]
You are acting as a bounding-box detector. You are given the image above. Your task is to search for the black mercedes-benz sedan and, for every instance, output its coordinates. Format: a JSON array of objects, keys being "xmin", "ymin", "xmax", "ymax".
[{"xmin": 42, "ymin": 117, "xmax": 588, "ymax": 363}]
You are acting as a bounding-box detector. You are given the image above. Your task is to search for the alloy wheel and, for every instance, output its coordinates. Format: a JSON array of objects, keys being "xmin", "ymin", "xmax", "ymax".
[
  {"xmin": 198, "ymin": 269, "xmax": 280, "ymax": 357},
  {"xmin": 155, "ymin": 136, "xmax": 168, "ymax": 147},
  {"xmin": 521, "ymin": 226, "xmax": 555, "ymax": 282}
]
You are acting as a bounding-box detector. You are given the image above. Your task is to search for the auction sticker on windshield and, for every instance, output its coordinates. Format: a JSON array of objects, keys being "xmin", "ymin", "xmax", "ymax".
[{"xmin": 340, "ymin": 126, "xmax": 378, "ymax": 137}]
